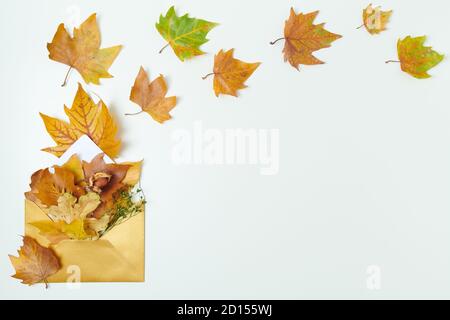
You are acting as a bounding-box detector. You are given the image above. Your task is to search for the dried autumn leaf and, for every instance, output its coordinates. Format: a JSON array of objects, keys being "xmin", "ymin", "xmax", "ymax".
[
  {"xmin": 48, "ymin": 192, "xmax": 101, "ymax": 224},
  {"xmin": 361, "ymin": 4, "xmax": 392, "ymax": 35},
  {"xmin": 31, "ymin": 219, "xmax": 90, "ymax": 243},
  {"xmin": 61, "ymin": 154, "xmax": 85, "ymax": 183},
  {"xmin": 83, "ymin": 153, "xmax": 130, "ymax": 217},
  {"xmin": 84, "ymin": 214, "xmax": 111, "ymax": 237},
  {"xmin": 47, "ymin": 13, "xmax": 122, "ymax": 86},
  {"xmin": 31, "ymin": 192, "xmax": 101, "ymax": 244},
  {"xmin": 55, "ymin": 218, "xmax": 90, "ymax": 240},
  {"xmin": 271, "ymin": 8, "xmax": 342, "ymax": 70},
  {"xmin": 122, "ymin": 161, "xmax": 143, "ymax": 186},
  {"xmin": 25, "ymin": 166, "xmax": 85, "ymax": 207},
  {"xmin": 9, "ymin": 236, "xmax": 61, "ymax": 287},
  {"xmin": 127, "ymin": 67, "xmax": 177, "ymax": 123},
  {"xmin": 28, "ymin": 221, "xmax": 70, "ymax": 245},
  {"xmin": 40, "ymin": 83, "xmax": 121, "ymax": 158},
  {"xmin": 156, "ymin": 6, "xmax": 218, "ymax": 61},
  {"xmin": 386, "ymin": 36, "xmax": 444, "ymax": 79},
  {"xmin": 202, "ymin": 49, "xmax": 260, "ymax": 97},
  {"xmin": 48, "ymin": 193, "xmax": 77, "ymax": 224}
]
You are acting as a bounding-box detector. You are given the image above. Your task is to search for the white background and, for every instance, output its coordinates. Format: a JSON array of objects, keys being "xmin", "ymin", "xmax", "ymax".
[{"xmin": 1, "ymin": 0, "xmax": 450, "ymax": 299}]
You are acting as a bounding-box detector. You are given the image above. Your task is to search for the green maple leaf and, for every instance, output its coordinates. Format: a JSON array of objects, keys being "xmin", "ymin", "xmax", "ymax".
[
  {"xmin": 394, "ymin": 36, "xmax": 444, "ymax": 79},
  {"xmin": 156, "ymin": 6, "xmax": 218, "ymax": 61}
]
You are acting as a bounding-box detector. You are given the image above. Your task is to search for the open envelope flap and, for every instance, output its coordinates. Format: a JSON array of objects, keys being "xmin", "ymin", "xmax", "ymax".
[
  {"xmin": 25, "ymin": 200, "xmax": 145, "ymax": 283},
  {"xmin": 57, "ymin": 135, "xmax": 114, "ymax": 165}
]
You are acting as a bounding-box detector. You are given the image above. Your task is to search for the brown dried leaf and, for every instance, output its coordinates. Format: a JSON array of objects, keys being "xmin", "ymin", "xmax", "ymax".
[
  {"xmin": 128, "ymin": 67, "xmax": 177, "ymax": 124},
  {"xmin": 272, "ymin": 8, "xmax": 342, "ymax": 70},
  {"xmin": 47, "ymin": 13, "xmax": 122, "ymax": 85},
  {"xmin": 82, "ymin": 154, "xmax": 130, "ymax": 217},
  {"xmin": 26, "ymin": 166, "xmax": 85, "ymax": 207},
  {"xmin": 9, "ymin": 236, "xmax": 61, "ymax": 287}
]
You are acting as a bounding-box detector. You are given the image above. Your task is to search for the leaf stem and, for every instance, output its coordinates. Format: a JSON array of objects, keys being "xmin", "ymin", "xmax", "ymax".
[
  {"xmin": 44, "ymin": 279, "xmax": 49, "ymax": 289},
  {"xmin": 270, "ymin": 37, "xmax": 285, "ymax": 45},
  {"xmin": 356, "ymin": 24, "xmax": 364, "ymax": 29},
  {"xmin": 158, "ymin": 43, "xmax": 170, "ymax": 54},
  {"xmin": 202, "ymin": 73, "xmax": 215, "ymax": 80},
  {"xmin": 385, "ymin": 60, "xmax": 401, "ymax": 64},
  {"xmin": 125, "ymin": 110, "xmax": 144, "ymax": 116},
  {"xmin": 61, "ymin": 67, "xmax": 73, "ymax": 87}
]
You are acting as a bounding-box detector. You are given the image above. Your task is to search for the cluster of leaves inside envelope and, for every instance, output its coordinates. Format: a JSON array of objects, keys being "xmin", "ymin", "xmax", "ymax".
[
  {"xmin": 25, "ymin": 153, "xmax": 144, "ymax": 246},
  {"xmin": 10, "ymin": 143, "xmax": 144, "ymax": 286}
]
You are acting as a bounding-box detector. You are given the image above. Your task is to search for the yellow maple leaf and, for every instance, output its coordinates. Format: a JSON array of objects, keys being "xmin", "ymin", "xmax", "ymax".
[
  {"xmin": 30, "ymin": 219, "xmax": 90, "ymax": 243},
  {"xmin": 27, "ymin": 221, "xmax": 71, "ymax": 245},
  {"xmin": 40, "ymin": 83, "xmax": 121, "ymax": 158},
  {"xmin": 202, "ymin": 49, "xmax": 260, "ymax": 97},
  {"xmin": 47, "ymin": 13, "xmax": 122, "ymax": 86}
]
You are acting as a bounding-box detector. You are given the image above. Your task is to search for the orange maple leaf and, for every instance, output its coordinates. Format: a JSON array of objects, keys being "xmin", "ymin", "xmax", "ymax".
[
  {"xmin": 47, "ymin": 13, "xmax": 122, "ymax": 86},
  {"xmin": 202, "ymin": 49, "xmax": 260, "ymax": 97},
  {"xmin": 271, "ymin": 8, "xmax": 342, "ymax": 70},
  {"xmin": 127, "ymin": 67, "xmax": 177, "ymax": 124},
  {"xmin": 9, "ymin": 236, "xmax": 61, "ymax": 288},
  {"xmin": 40, "ymin": 83, "xmax": 121, "ymax": 158},
  {"xmin": 25, "ymin": 166, "xmax": 85, "ymax": 207}
]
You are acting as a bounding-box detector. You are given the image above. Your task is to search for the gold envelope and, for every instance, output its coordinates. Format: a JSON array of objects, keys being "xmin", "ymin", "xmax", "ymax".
[{"xmin": 24, "ymin": 200, "xmax": 145, "ymax": 283}]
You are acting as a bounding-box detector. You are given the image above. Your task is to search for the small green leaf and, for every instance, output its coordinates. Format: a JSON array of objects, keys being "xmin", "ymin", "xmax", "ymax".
[{"xmin": 156, "ymin": 6, "xmax": 218, "ymax": 61}]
